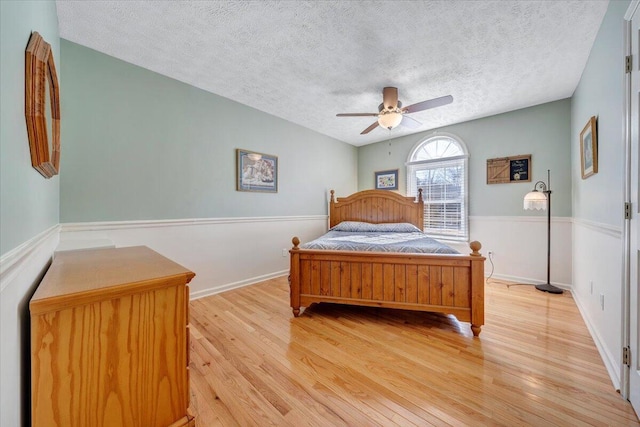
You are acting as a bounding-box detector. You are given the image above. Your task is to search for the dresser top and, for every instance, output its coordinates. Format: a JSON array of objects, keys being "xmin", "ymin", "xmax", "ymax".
[{"xmin": 30, "ymin": 246, "xmax": 195, "ymax": 314}]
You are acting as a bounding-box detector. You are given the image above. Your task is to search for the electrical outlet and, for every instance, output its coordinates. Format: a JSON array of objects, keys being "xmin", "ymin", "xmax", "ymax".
[
  {"xmin": 282, "ymin": 248, "xmax": 288, "ymax": 257},
  {"xmin": 488, "ymin": 251, "xmax": 494, "ymax": 257},
  {"xmin": 600, "ymin": 293, "xmax": 605, "ymax": 310}
]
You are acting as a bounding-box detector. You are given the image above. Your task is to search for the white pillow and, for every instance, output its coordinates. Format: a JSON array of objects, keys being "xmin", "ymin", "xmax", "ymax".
[{"xmin": 331, "ymin": 221, "xmax": 421, "ymax": 233}]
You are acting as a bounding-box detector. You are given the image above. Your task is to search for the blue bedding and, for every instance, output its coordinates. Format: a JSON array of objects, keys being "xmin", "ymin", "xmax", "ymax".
[{"xmin": 300, "ymin": 221, "xmax": 459, "ymax": 254}]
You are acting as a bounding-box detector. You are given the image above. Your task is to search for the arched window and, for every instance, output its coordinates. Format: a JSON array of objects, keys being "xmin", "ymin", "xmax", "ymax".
[{"xmin": 406, "ymin": 133, "xmax": 469, "ymax": 241}]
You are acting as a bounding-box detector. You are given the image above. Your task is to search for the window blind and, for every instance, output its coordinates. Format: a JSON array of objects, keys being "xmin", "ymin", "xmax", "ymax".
[{"xmin": 408, "ymin": 157, "xmax": 468, "ymax": 240}]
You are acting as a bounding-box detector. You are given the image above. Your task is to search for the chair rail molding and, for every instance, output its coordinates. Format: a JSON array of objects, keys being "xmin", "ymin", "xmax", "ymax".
[
  {"xmin": 572, "ymin": 217, "xmax": 622, "ymax": 238},
  {"xmin": 0, "ymin": 224, "xmax": 59, "ymax": 293},
  {"xmin": 60, "ymin": 215, "xmax": 327, "ymax": 232}
]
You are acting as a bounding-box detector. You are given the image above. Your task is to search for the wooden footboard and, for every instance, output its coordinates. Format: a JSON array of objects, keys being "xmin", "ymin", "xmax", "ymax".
[{"xmin": 289, "ymin": 237, "xmax": 485, "ymax": 336}]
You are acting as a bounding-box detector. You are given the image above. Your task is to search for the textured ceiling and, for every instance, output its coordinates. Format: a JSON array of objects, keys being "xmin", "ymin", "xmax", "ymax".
[{"xmin": 56, "ymin": 0, "xmax": 609, "ymax": 147}]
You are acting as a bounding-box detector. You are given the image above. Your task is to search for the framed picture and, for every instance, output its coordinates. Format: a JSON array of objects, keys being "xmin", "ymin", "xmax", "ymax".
[
  {"xmin": 236, "ymin": 149, "xmax": 278, "ymax": 193},
  {"xmin": 486, "ymin": 154, "xmax": 531, "ymax": 184},
  {"xmin": 375, "ymin": 169, "xmax": 398, "ymax": 190},
  {"xmin": 580, "ymin": 116, "xmax": 598, "ymax": 179},
  {"xmin": 25, "ymin": 32, "xmax": 61, "ymax": 179}
]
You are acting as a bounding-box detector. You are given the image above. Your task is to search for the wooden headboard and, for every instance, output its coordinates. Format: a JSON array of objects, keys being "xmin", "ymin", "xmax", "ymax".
[{"xmin": 329, "ymin": 189, "xmax": 424, "ymax": 230}]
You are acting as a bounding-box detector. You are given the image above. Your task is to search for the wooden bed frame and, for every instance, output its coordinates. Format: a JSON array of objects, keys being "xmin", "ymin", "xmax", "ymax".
[{"xmin": 289, "ymin": 189, "xmax": 485, "ymax": 336}]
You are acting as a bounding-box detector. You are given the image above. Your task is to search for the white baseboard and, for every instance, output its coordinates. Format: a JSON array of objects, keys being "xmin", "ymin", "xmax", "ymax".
[
  {"xmin": 572, "ymin": 290, "xmax": 620, "ymax": 389},
  {"xmin": 190, "ymin": 270, "xmax": 288, "ymax": 300},
  {"xmin": 485, "ymin": 272, "xmax": 572, "ymax": 290}
]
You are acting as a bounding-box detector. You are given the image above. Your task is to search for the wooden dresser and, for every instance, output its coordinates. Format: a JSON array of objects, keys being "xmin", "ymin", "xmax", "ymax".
[{"xmin": 30, "ymin": 246, "xmax": 196, "ymax": 427}]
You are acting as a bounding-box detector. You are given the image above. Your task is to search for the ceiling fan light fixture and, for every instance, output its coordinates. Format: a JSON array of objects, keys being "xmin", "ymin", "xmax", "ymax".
[
  {"xmin": 336, "ymin": 87, "xmax": 452, "ymax": 135},
  {"xmin": 378, "ymin": 112, "xmax": 403, "ymax": 130}
]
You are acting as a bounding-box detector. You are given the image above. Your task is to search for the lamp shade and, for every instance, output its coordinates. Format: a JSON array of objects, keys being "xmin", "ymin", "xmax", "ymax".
[
  {"xmin": 378, "ymin": 112, "xmax": 403, "ymax": 130},
  {"xmin": 523, "ymin": 190, "xmax": 547, "ymax": 210}
]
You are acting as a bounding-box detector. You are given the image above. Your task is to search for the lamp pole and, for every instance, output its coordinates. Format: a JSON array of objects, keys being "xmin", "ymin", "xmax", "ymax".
[
  {"xmin": 535, "ymin": 170, "xmax": 562, "ymax": 294},
  {"xmin": 544, "ymin": 175, "xmax": 551, "ymax": 287}
]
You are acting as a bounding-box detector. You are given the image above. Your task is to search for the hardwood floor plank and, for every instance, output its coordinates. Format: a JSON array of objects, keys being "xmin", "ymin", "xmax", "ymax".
[
  {"xmin": 300, "ymin": 312, "xmax": 553, "ymax": 425},
  {"xmin": 189, "ymin": 353, "xmax": 238, "ymax": 427},
  {"xmin": 192, "ymin": 298, "xmax": 382, "ymax": 426},
  {"xmin": 189, "ymin": 277, "xmax": 639, "ymax": 426}
]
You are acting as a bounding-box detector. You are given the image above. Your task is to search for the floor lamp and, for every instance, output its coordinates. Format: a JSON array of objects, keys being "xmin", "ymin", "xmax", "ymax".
[{"xmin": 523, "ymin": 169, "xmax": 563, "ymax": 294}]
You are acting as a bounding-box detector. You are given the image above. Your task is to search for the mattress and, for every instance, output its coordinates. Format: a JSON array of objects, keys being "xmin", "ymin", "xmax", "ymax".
[{"xmin": 300, "ymin": 221, "xmax": 459, "ymax": 254}]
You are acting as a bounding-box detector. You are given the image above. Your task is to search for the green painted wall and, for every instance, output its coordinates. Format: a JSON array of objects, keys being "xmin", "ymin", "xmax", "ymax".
[
  {"xmin": 0, "ymin": 0, "xmax": 60, "ymax": 255},
  {"xmin": 358, "ymin": 99, "xmax": 572, "ymax": 217},
  {"xmin": 571, "ymin": 0, "xmax": 628, "ymax": 227},
  {"xmin": 60, "ymin": 40, "xmax": 357, "ymax": 222},
  {"xmin": 1, "ymin": 3, "xmax": 60, "ymax": 426},
  {"xmin": 568, "ymin": 0, "xmax": 630, "ymax": 390}
]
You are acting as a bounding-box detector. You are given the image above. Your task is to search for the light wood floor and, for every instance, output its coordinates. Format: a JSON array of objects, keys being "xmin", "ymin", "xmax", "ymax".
[{"xmin": 188, "ymin": 277, "xmax": 639, "ymax": 426}]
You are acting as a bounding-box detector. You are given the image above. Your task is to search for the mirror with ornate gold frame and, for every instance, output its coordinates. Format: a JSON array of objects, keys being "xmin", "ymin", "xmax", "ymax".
[{"xmin": 25, "ymin": 31, "xmax": 60, "ymax": 179}]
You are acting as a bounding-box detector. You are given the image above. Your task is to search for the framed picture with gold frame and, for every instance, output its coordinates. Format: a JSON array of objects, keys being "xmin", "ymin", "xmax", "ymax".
[{"xmin": 580, "ymin": 116, "xmax": 598, "ymax": 179}]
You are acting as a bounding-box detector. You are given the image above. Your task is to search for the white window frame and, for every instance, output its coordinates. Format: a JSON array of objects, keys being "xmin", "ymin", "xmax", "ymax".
[{"xmin": 406, "ymin": 133, "xmax": 469, "ymax": 242}]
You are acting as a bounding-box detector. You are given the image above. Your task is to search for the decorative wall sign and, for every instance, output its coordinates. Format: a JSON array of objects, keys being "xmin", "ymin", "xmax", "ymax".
[
  {"xmin": 236, "ymin": 149, "xmax": 278, "ymax": 193},
  {"xmin": 25, "ymin": 31, "xmax": 60, "ymax": 179},
  {"xmin": 580, "ymin": 116, "xmax": 598, "ymax": 179},
  {"xmin": 375, "ymin": 169, "xmax": 398, "ymax": 190},
  {"xmin": 486, "ymin": 154, "xmax": 531, "ymax": 184}
]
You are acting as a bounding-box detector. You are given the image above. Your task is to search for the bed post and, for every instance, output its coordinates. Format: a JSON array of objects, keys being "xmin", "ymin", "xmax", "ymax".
[
  {"xmin": 329, "ymin": 190, "xmax": 336, "ymax": 229},
  {"xmin": 469, "ymin": 241, "xmax": 485, "ymax": 337},
  {"xmin": 416, "ymin": 189, "xmax": 424, "ymax": 231},
  {"xmin": 290, "ymin": 237, "xmax": 301, "ymax": 317}
]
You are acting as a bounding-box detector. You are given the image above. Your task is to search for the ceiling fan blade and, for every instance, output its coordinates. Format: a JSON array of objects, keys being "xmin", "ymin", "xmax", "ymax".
[
  {"xmin": 360, "ymin": 121, "xmax": 380, "ymax": 135},
  {"xmin": 400, "ymin": 115, "xmax": 422, "ymax": 129},
  {"xmin": 382, "ymin": 87, "xmax": 399, "ymax": 110},
  {"xmin": 403, "ymin": 95, "xmax": 453, "ymax": 114},
  {"xmin": 336, "ymin": 113, "xmax": 379, "ymax": 117}
]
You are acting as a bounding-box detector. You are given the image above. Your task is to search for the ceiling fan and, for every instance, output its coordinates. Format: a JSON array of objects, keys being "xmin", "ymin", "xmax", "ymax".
[{"xmin": 336, "ymin": 87, "xmax": 453, "ymax": 135}]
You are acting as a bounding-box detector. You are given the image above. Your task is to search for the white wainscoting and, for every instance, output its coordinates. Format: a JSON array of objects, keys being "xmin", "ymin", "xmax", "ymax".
[
  {"xmin": 60, "ymin": 215, "xmax": 574, "ymax": 298},
  {"xmin": 4, "ymin": 215, "xmax": 623, "ymax": 417},
  {"xmin": 59, "ymin": 216, "xmax": 328, "ymax": 299},
  {"xmin": 571, "ymin": 218, "xmax": 623, "ymax": 390},
  {"xmin": 446, "ymin": 216, "xmax": 573, "ymax": 288},
  {"xmin": 0, "ymin": 224, "xmax": 59, "ymax": 427}
]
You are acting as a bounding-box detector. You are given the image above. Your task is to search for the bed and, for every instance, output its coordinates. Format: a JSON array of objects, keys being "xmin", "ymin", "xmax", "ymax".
[{"xmin": 289, "ymin": 189, "xmax": 485, "ymax": 336}]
